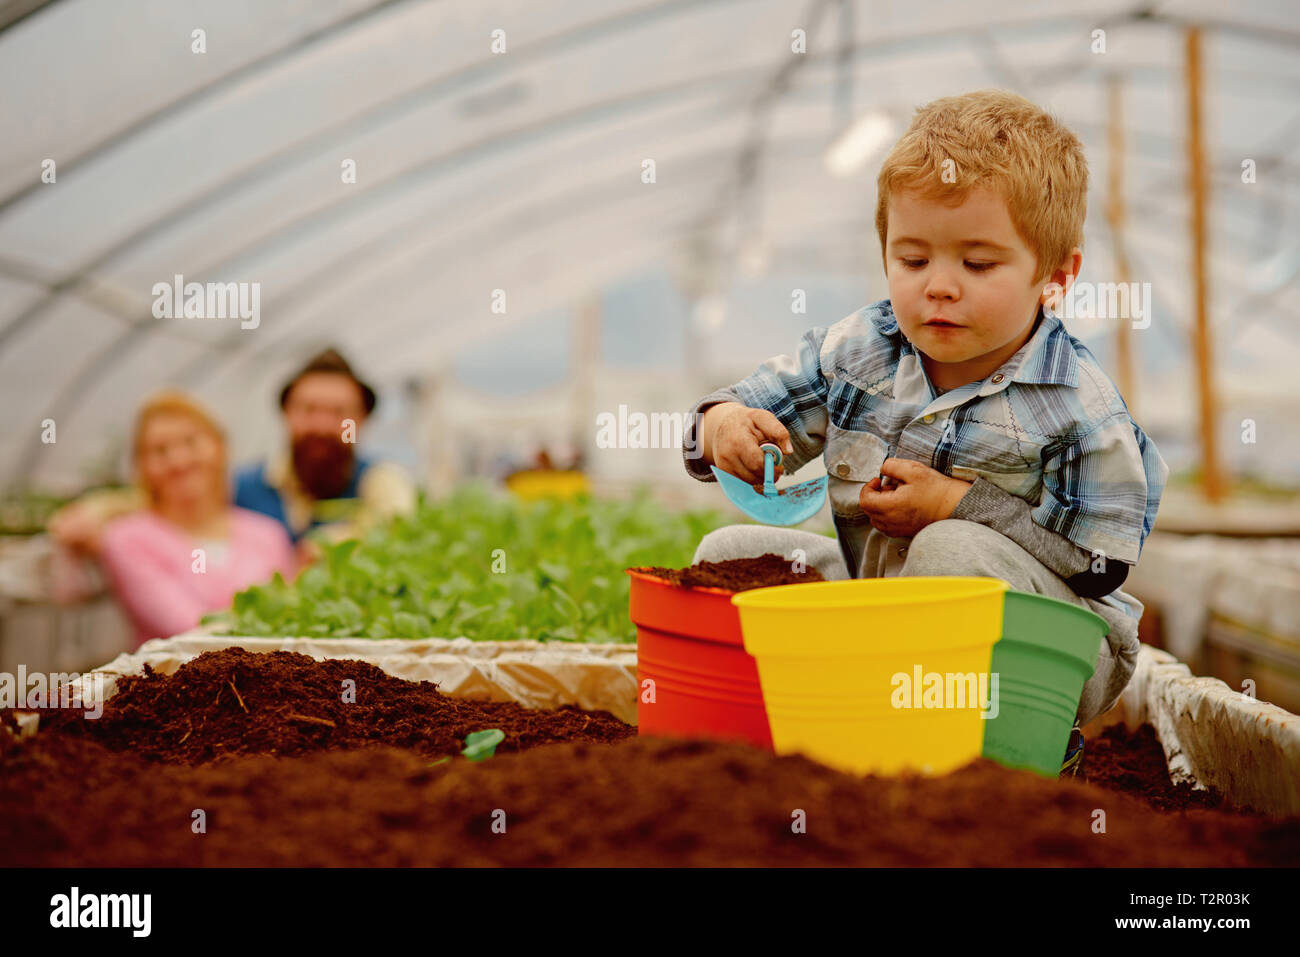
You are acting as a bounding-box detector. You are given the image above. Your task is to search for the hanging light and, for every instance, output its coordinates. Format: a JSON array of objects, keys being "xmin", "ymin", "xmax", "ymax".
[
  {"xmin": 692, "ymin": 295, "xmax": 728, "ymax": 332},
  {"xmin": 824, "ymin": 111, "xmax": 895, "ymax": 178},
  {"xmin": 738, "ymin": 237, "xmax": 770, "ymax": 278}
]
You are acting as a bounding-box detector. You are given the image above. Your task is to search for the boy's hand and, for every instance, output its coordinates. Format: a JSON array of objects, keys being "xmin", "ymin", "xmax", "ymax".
[
  {"xmin": 701, "ymin": 402, "xmax": 793, "ymax": 484},
  {"xmin": 858, "ymin": 458, "xmax": 973, "ymax": 539}
]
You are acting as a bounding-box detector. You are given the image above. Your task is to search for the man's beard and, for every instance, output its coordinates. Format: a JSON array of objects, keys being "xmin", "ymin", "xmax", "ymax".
[{"xmin": 291, "ymin": 433, "xmax": 355, "ymax": 500}]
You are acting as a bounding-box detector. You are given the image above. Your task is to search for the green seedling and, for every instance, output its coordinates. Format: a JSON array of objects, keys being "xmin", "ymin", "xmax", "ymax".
[{"xmin": 461, "ymin": 729, "xmax": 505, "ymax": 762}]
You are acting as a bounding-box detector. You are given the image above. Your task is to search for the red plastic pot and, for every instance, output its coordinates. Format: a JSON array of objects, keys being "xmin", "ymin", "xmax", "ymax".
[{"xmin": 627, "ymin": 569, "xmax": 773, "ymax": 749}]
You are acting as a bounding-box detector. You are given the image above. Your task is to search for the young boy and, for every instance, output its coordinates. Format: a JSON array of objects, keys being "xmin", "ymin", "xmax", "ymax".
[{"xmin": 681, "ymin": 90, "xmax": 1168, "ymax": 749}]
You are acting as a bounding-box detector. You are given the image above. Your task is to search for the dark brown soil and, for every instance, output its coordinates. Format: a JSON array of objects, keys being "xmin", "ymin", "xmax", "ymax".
[
  {"xmin": 1083, "ymin": 722, "xmax": 1236, "ymax": 813},
  {"xmin": 632, "ymin": 553, "xmax": 826, "ymax": 592},
  {"xmin": 3, "ymin": 647, "xmax": 1294, "ymax": 866},
  {"xmin": 2, "ymin": 734, "xmax": 1296, "ymax": 867},
  {"xmin": 22, "ymin": 647, "xmax": 632, "ymax": 764}
]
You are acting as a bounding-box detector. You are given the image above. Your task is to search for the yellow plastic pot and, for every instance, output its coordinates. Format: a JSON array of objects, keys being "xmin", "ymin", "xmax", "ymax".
[{"xmin": 732, "ymin": 577, "xmax": 1008, "ymax": 775}]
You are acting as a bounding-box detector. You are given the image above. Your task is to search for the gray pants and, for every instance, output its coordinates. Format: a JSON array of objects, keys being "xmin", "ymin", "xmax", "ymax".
[{"xmin": 693, "ymin": 519, "xmax": 1138, "ymax": 727}]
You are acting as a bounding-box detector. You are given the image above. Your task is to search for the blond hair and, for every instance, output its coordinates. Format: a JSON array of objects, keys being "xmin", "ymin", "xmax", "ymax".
[
  {"xmin": 875, "ymin": 90, "xmax": 1088, "ymax": 283},
  {"xmin": 132, "ymin": 390, "xmax": 227, "ymax": 502}
]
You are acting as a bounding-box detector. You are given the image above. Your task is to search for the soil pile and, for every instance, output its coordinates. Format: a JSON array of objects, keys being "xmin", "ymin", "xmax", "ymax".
[
  {"xmin": 3, "ymin": 646, "xmax": 1293, "ymax": 867},
  {"xmin": 24, "ymin": 647, "xmax": 632, "ymax": 764},
  {"xmin": 2, "ymin": 735, "xmax": 1295, "ymax": 867},
  {"xmin": 1084, "ymin": 722, "xmax": 1235, "ymax": 812}
]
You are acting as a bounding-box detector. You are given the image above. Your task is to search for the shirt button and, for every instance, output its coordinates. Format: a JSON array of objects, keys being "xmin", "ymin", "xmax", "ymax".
[
  {"xmin": 992, "ymin": 373, "xmax": 1005, "ymax": 384},
  {"xmin": 835, "ymin": 463, "xmax": 850, "ymax": 477},
  {"xmin": 922, "ymin": 414, "xmax": 935, "ymax": 423}
]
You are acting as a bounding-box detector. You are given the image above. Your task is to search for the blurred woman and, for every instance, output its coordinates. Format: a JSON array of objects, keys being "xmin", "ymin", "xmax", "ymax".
[{"xmin": 100, "ymin": 391, "xmax": 296, "ymax": 645}]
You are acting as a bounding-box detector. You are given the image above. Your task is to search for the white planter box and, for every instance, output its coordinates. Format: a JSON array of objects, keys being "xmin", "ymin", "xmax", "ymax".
[{"xmin": 1090, "ymin": 644, "xmax": 1300, "ymax": 816}]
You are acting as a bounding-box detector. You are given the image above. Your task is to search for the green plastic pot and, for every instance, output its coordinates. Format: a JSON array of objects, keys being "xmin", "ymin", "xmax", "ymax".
[{"xmin": 981, "ymin": 591, "xmax": 1108, "ymax": 777}]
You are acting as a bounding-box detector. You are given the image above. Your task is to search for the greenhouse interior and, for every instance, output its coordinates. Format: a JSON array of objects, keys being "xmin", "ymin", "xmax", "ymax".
[{"xmin": 1, "ymin": 0, "xmax": 1299, "ymax": 894}]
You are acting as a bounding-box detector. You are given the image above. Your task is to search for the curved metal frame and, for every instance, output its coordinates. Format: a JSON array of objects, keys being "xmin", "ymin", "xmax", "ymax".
[{"xmin": 6, "ymin": 1, "xmax": 1300, "ymax": 487}]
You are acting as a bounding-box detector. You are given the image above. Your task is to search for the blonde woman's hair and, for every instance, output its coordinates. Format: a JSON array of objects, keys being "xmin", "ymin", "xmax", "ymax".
[
  {"xmin": 875, "ymin": 89, "xmax": 1088, "ymax": 283},
  {"xmin": 132, "ymin": 390, "xmax": 228, "ymax": 503}
]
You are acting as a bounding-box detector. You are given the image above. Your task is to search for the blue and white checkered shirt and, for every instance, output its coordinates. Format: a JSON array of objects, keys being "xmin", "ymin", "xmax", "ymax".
[{"xmin": 685, "ymin": 299, "xmax": 1168, "ymax": 615}]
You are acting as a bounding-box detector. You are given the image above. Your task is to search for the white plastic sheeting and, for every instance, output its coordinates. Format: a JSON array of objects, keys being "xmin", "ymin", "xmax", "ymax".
[
  {"xmin": 51, "ymin": 632, "xmax": 639, "ymax": 723},
  {"xmin": 2, "ymin": 0, "xmax": 1299, "ymax": 488}
]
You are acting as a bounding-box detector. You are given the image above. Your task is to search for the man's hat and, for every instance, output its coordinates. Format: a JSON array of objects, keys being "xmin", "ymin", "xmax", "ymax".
[{"xmin": 279, "ymin": 348, "xmax": 377, "ymax": 414}]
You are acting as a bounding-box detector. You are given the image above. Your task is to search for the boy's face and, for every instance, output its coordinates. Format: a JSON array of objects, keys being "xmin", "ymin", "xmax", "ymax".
[{"xmin": 884, "ymin": 186, "xmax": 1057, "ymax": 389}]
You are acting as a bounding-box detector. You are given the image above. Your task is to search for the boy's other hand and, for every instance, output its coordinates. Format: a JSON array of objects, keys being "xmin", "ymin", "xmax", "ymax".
[
  {"xmin": 858, "ymin": 458, "xmax": 973, "ymax": 538},
  {"xmin": 703, "ymin": 402, "xmax": 793, "ymax": 484}
]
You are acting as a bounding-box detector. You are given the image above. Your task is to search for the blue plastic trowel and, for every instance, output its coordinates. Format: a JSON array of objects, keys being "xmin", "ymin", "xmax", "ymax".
[{"xmin": 710, "ymin": 443, "xmax": 828, "ymax": 526}]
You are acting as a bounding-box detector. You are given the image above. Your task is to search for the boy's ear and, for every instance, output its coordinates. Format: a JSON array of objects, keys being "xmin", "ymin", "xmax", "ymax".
[{"xmin": 1040, "ymin": 247, "xmax": 1084, "ymax": 311}]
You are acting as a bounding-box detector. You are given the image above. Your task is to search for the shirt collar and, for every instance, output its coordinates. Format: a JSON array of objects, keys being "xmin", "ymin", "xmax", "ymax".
[
  {"xmin": 265, "ymin": 450, "xmax": 295, "ymax": 492},
  {"xmin": 1007, "ymin": 307, "xmax": 1080, "ymax": 388},
  {"xmin": 873, "ymin": 301, "xmax": 1079, "ymax": 390},
  {"xmin": 264, "ymin": 450, "xmax": 315, "ymax": 536},
  {"xmin": 870, "ymin": 300, "xmax": 901, "ymax": 336}
]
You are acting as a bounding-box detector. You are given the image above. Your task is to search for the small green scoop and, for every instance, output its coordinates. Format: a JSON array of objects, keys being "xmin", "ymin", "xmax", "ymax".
[{"xmin": 710, "ymin": 443, "xmax": 828, "ymax": 526}]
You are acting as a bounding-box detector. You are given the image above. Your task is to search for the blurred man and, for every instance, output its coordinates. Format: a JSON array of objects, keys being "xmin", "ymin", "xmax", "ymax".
[{"xmin": 235, "ymin": 348, "xmax": 416, "ymax": 545}]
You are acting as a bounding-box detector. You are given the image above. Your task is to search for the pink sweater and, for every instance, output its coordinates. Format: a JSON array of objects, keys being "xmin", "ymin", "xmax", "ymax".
[{"xmin": 100, "ymin": 508, "xmax": 297, "ymax": 645}]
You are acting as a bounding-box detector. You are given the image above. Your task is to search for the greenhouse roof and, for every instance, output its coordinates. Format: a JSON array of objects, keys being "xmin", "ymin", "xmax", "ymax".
[{"xmin": 2, "ymin": 0, "xmax": 1298, "ymax": 487}]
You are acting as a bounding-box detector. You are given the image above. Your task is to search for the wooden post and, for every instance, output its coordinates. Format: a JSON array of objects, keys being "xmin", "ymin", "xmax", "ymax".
[
  {"xmin": 1105, "ymin": 73, "xmax": 1138, "ymax": 419},
  {"xmin": 1187, "ymin": 26, "xmax": 1225, "ymax": 502}
]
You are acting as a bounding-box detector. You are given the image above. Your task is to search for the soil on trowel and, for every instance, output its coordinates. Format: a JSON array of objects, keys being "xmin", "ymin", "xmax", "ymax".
[{"xmin": 631, "ymin": 553, "xmax": 825, "ymax": 592}]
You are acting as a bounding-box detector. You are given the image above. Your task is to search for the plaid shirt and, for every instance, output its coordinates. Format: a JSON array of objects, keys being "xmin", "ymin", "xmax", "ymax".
[{"xmin": 685, "ymin": 300, "xmax": 1167, "ymax": 614}]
